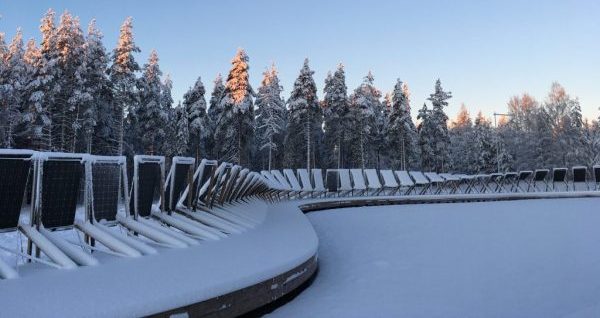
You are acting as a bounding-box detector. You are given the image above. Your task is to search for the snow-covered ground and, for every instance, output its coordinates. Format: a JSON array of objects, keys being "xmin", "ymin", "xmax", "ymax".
[{"xmin": 270, "ymin": 198, "xmax": 600, "ymax": 318}]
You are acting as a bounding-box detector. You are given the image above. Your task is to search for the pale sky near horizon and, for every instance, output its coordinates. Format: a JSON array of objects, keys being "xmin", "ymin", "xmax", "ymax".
[{"xmin": 1, "ymin": 0, "xmax": 599, "ymax": 121}]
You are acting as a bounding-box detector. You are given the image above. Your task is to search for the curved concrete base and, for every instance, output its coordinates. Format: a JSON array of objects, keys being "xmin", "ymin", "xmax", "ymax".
[
  {"xmin": 298, "ymin": 191, "xmax": 600, "ymax": 212},
  {"xmin": 153, "ymin": 255, "xmax": 318, "ymax": 318}
]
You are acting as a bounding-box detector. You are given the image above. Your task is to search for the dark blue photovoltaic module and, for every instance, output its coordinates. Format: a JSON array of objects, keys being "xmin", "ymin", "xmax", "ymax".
[
  {"xmin": 92, "ymin": 163, "xmax": 121, "ymax": 222},
  {"xmin": 132, "ymin": 162, "xmax": 161, "ymax": 218},
  {"xmin": 0, "ymin": 154, "xmax": 31, "ymax": 230},
  {"xmin": 40, "ymin": 160, "xmax": 83, "ymax": 229}
]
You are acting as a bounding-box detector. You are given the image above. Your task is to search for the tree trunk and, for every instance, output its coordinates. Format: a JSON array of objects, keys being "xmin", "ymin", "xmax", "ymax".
[{"xmin": 268, "ymin": 137, "xmax": 273, "ymax": 171}]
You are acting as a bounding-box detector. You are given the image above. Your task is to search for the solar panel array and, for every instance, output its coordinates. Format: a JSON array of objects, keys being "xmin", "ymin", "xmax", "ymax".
[
  {"xmin": 40, "ymin": 160, "xmax": 83, "ymax": 229},
  {"xmin": 91, "ymin": 163, "xmax": 121, "ymax": 222},
  {"xmin": 0, "ymin": 155, "xmax": 31, "ymax": 230}
]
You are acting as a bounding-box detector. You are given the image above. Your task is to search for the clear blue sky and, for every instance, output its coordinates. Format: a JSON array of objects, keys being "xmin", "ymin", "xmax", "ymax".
[{"xmin": 1, "ymin": 0, "xmax": 599, "ymax": 120}]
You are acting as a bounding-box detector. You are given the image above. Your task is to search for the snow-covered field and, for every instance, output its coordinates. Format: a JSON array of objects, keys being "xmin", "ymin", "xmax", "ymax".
[{"xmin": 270, "ymin": 198, "xmax": 600, "ymax": 318}]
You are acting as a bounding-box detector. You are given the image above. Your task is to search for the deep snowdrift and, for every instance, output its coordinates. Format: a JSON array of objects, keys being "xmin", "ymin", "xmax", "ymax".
[{"xmin": 270, "ymin": 198, "xmax": 600, "ymax": 318}]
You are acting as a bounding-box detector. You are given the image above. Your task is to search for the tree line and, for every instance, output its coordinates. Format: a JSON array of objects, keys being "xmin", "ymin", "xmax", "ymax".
[{"xmin": 1, "ymin": 10, "xmax": 599, "ymax": 173}]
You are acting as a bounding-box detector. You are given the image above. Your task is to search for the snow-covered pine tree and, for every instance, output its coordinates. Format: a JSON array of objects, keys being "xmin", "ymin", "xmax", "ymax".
[
  {"xmin": 83, "ymin": 19, "xmax": 112, "ymax": 154},
  {"xmin": 426, "ymin": 79, "xmax": 452, "ymax": 171},
  {"xmin": 157, "ymin": 74, "xmax": 175, "ymax": 155},
  {"xmin": 174, "ymin": 104, "xmax": 190, "ymax": 156},
  {"xmin": 109, "ymin": 17, "xmax": 140, "ymax": 155},
  {"xmin": 1, "ymin": 29, "xmax": 26, "ymax": 148},
  {"xmin": 346, "ymin": 72, "xmax": 381, "ymax": 168},
  {"xmin": 449, "ymin": 104, "xmax": 474, "ymax": 173},
  {"xmin": 284, "ymin": 58, "xmax": 323, "ymax": 169},
  {"xmin": 206, "ymin": 74, "xmax": 225, "ymax": 159},
  {"xmin": 255, "ymin": 64, "xmax": 286, "ymax": 170},
  {"xmin": 182, "ymin": 76, "xmax": 209, "ymax": 161},
  {"xmin": 417, "ymin": 103, "xmax": 435, "ymax": 170},
  {"xmin": 14, "ymin": 39, "xmax": 50, "ymax": 150},
  {"xmin": 322, "ymin": 64, "xmax": 349, "ymax": 168},
  {"xmin": 0, "ymin": 32, "xmax": 8, "ymax": 147},
  {"xmin": 161, "ymin": 101, "xmax": 187, "ymax": 157},
  {"xmin": 386, "ymin": 79, "xmax": 419, "ymax": 170},
  {"xmin": 51, "ymin": 11, "xmax": 89, "ymax": 152},
  {"xmin": 34, "ymin": 9, "xmax": 61, "ymax": 150},
  {"xmin": 377, "ymin": 92, "xmax": 393, "ymax": 166},
  {"xmin": 135, "ymin": 50, "xmax": 167, "ymax": 155},
  {"xmin": 471, "ymin": 112, "xmax": 497, "ymax": 172},
  {"xmin": 469, "ymin": 112, "xmax": 513, "ymax": 172},
  {"xmin": 371, "ymin": 88, "xmax": 388, "ymax": 169},
  {"xmin": 213, "ymin": 49, "xmax": 255, "ymax": 165}
]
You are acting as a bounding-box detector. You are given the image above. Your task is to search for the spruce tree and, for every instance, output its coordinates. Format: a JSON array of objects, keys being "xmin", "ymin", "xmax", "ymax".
[
  {"xmin": 136, "ymin": 50, "xmax": 167, "ymax": 155},
  {"xmin": 84, "ymin": 19, "xmax": 113, "ymax": 154},
  {"xmin": 472, "ymin": 112, "xmax": 499, "ymax": 172},
  {"xmin": 417, "ymin": 103, "xmax": 435, "ymax": 170},
  {"xmin": 426, "ymin": 79, "xmax": 452, "ymax": 171},
  {"xmin": 52, "ymin": 11, "xmax": 88, "ymax": 152},
  {"xmin": 346, "ymin": 72, "xmax": 381, "ymax": 168},
  {"xmin": 0, "ymin": 32, "xmax": 8, "ymax": 147},
  {"xmin": 36, "ymin": 9, "xmax": 61, "ymax": 150},
  {"xmin": 213, "ymin": 49, "xmax": 255, "ymax": 165},
  {"xmin": 2, "ymin": 29, "xmax": 26, "ymax": 148},
  {"xmin": 387, "ymin": 79, "xmax": 419, "ymax": 170},
  {"xmin": 16, "ymin": 39, "xmax": 50, "ymax": 150},
  {"xmin": 206, "ymin": 74, "xmax": 225, "ymax": 159},
  {"xmin": 174, "ymin": 104, "xmax": 190, "ymax": 156},
  {"xmin": 322, "ymin": 64, "xmax": 349, "ymax": 168},
  {"xmin": 255, "ymin": 64, "xmax": 286, "ymax": 170},
  {"xmin": 284, "ymin": 59, "xmax": 323, "ymax": 169},
  {"xmin": 183, "ymin": 76, "xmax": 209, "ymax": 160},
  {"xmin": 109, "ymin": 17, "xmax": 140, "ymax": 155}
]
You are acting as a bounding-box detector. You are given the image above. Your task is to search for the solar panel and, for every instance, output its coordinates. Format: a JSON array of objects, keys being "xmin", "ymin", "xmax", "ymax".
[
  {"xmin": 193, "ymin": 161, "xmax": 217, "ymax": 207},
  {"xmin": 208, "ymin": 164, "xmax": 230, "ymax": 207},
  {"xmin": 166, "ymin": 163, "xmax": 192, "ymax": 211},
  {"xmin": 553, "ymin": 168, "xmax": 567, "ymax": 182},
  {"xmin": 533, "ymin": 170, "xmax": 548, "ymax": 181},
  {"xmin": 0, "ymin": 154, "xmax": 32, "ymax": 230},
  {"xmin": 133, "ymin": 162, "xmax": 161, "ymax": 218},
  {"xmin": 572, "ymin": 167, "xmax": 587, "ymax": 183},
  {"xmin": 326, "ymin": 170, "xmax": 339, "ymax": 192},
  {"xmin": 91, "ymin": 162, "xmax": 121, "ymax": 222},
  {"xmin": 40, "ymin": 160, "xmax": 83, "ymax": 229},
  {"xmin": 220, "ymin": 166, "xmax": 241, "ymax": 204}
]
